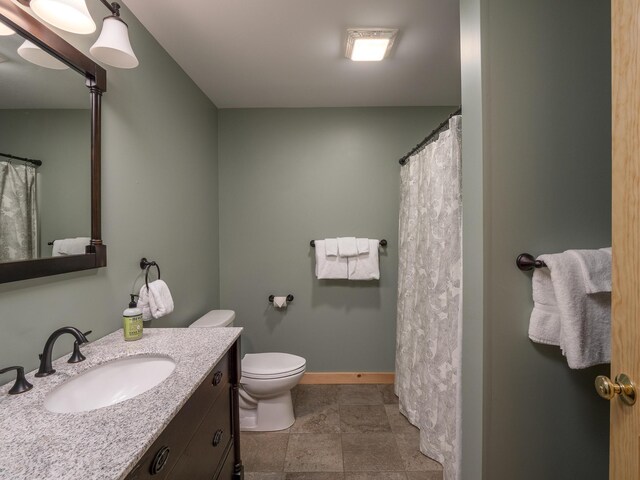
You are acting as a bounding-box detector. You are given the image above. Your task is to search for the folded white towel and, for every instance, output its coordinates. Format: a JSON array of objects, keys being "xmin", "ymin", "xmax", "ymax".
[
  {"xmin": 528, "ymin": 267, "xmax": 561, "ymax": 346},
  {"xmin": 324, "ymin": 238, "xmax": 338, "ymax": 256},
  {"xmin": 567, "ymin": 247, "xmax": 612, "ymax": 294},
  {"xmin": 139, "ymin": 280, "xmax": 174, "ymax": 320},
  {"xmin": 337, "ymin": 237, "xmax": 358, "ymax": 257},
  {"xmin": 356, "ymin": 238, "xmax": 370, "ymax": 255},
  {"xmin": 137, "ymin": 286, "xmax": 152, "ymax": 321},
  {"xmin": 52, "ymin": 237, "xmax": 91, "ymax": 256},
  {"xmin": 315, "ymin": 240, "xmax": 348, "ymax": 279},
  {"xmin": 348, "ymin": 239, "xmax": 380, "ymax": 281},
  {"xmin": 529, "ymin": 252, "xmax": 610, "ymax": 369},
  {"xmin": 272, "ymin": 296, "xmax": 288, "ymax": 308}
]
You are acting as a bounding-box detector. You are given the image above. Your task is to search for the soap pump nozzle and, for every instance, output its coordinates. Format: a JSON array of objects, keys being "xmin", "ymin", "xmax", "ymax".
[{"xmin": 129, "ymin": 294, "xmax": 138, "ymax": 308}]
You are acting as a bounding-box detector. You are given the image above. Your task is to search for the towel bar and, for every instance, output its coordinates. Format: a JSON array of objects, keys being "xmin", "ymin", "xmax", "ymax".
[
  {"xmin": 310, "ymin": 239, "xmax": 388, "ymax": 248},
  {"xmin": 516, "ymin": 253, "xmax": 547, "ymax": 271},
  {"xmin": 269, "ymin": 294, "xmax": 294, "ymax": 303}
]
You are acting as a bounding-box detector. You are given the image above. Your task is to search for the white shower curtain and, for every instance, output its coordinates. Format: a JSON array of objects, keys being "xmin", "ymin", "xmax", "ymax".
[
  {"xmin": 396, "ymin": 115, "xmax": 462, "ymax": 480},
  {"xmin": 0, "ymin": 161, "xmax": 38, "ymax": 262}
]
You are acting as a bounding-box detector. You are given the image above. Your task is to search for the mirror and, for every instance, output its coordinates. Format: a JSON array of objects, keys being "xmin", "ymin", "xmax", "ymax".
[
  {"xmin": 0, "ymin": 30, "xmax": 90, "ymax": 262},
  {"xmin": 0, "ymin": 0, "xmax": 106, "ymax": 283}
]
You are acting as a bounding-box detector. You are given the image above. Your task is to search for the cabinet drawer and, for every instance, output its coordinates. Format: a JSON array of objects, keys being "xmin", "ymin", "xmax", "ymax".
[
  {"xmin": 168, "ymin": 386, "xmax": 232, "ymax": 479},
  {"xmin": 125, "ymin": 353, "xmax": 230, "ymax": 480}
]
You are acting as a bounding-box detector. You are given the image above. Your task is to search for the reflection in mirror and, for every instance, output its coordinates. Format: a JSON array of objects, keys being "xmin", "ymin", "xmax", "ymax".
[{"xmin": 0, "ymin": 18, "xmax": 90, "ymax": 263}]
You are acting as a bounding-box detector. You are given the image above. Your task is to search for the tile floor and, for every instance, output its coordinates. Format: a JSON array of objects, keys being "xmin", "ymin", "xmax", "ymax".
[{"xmin": 241, "ymin": 384, "xmax": 443, "ymax": 480}]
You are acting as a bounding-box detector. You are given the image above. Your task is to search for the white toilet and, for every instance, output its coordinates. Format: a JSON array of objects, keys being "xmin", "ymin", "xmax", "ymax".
[{"xmin": 189, "ymin": 310, "xmax": 306, "ymax": 432}]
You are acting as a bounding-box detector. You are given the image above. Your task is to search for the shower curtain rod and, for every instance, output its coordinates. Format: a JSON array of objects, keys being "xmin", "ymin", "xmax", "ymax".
[
  {"xmin": 398, "ymin": 106, "xmax": 462, "ymax": 166},
  {"xmin": 0, "ymin": 152, "xmax": 42, "ymax": 167}
]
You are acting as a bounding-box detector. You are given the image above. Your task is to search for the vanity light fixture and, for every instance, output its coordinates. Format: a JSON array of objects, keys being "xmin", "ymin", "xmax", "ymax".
[
  {"xmin": 29, "ymin": 0, "xmax": 96, "ymax": 34},
  {"xmin": 345, "ymin": 28, "xmax": 398, "ymax": 62},
  {"xmin": 17, "ymin": 39, "xmax": 69, "ymax": 69},
  {"xmin": 89, "ymin": 9, "xmax": 138, "ymax": 69},
  {"xmin": 0, "ymin": 22, "xmax": 15, "ymax": 35},
  {"xmin": 15, "ymin": 0, "xmax": 138, "ymax": 68}
]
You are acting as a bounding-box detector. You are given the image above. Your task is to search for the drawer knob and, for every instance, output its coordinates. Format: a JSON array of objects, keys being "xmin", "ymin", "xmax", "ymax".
[
  {"xmin": 212, "ymin": 429, "xmax": 224, "ymax": 447},
  {"xmin": 150, "ymin": 446, "xmax": 170, "ymax": 475},
  {"xmin": 212, "ymin": 371, "xmax": 223, "ymax": 386}
]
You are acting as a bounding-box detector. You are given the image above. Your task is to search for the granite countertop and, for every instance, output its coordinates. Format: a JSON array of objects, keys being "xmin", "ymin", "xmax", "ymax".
[{"xmin": 0, "ymin": 327, "xmax": 242, "ymax": 480}]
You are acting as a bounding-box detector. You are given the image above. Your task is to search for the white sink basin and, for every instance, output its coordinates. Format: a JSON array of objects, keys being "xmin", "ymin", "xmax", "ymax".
[{"xmin": 44, "ymin": 355, "xmax": 176, "ymax": 413}]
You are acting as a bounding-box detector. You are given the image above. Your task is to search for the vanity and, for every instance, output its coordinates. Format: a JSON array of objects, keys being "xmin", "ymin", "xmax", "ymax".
[{"xmin": 0, "ymin": 328, "xmax": 244, "ymax": 480}]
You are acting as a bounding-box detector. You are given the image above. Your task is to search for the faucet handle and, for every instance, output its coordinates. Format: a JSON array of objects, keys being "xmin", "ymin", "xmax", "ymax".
[
  {"xmin": 0, "ymin": 366, "xmax": 33, "ymax": 395},
  {"xmin": 68, "ymin": 331, "xmax": 92, "ymax": 364}
]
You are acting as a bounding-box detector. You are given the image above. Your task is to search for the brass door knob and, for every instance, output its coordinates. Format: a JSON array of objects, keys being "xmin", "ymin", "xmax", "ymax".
[{"xmin": 595, "ymin": 374, "xmax": 637, "ymax": 405}]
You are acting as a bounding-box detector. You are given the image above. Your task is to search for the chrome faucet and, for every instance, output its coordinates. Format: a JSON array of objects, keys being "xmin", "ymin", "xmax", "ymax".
[{"xmin": 35, "ymin": 327, "xmax": 90, "ymax": 377}]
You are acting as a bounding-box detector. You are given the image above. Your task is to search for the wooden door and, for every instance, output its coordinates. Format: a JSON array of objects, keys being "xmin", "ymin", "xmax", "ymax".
[{"xmin": 611, "ymin": 0, "xmax": 640, "ymax": 477}]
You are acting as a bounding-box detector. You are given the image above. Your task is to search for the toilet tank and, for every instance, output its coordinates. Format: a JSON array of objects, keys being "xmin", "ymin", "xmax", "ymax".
[{"xmin": 189, "ymin": 310, "xmax": 235, "ymax": 328}]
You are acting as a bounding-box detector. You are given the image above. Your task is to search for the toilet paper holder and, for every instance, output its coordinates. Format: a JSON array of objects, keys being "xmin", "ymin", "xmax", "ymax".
[{"xmin": 268, "ymin": 294, "xmax": 294, "ymax": 303}]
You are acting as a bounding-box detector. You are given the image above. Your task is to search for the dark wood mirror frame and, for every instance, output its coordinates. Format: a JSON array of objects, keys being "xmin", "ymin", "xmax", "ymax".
[{"xmin": 0, "ymin": 0, "xmax": 107, "ymax": 283}]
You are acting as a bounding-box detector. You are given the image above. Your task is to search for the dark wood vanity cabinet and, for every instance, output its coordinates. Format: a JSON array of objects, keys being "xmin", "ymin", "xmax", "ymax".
[{"xmin": 125, "ymin": 340, "xmax": 243, "ymax": 480}]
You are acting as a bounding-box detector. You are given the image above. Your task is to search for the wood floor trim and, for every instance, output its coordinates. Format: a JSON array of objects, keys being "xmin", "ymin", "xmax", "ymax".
[{"xmin": 300, "ymin": 372, "xmax": 395, "ymax": 384}]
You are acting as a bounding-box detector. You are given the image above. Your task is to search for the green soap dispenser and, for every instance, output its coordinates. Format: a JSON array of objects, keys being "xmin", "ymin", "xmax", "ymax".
[{"xmin": 123, "ymin": 294, "xmax": 143, "ymax": 341}]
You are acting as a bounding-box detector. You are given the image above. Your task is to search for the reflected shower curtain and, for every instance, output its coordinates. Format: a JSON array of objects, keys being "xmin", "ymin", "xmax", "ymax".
[
  {"xmin": 0, "ymin": 161, "xmax": 38, "ymax": 262},
  {"xmin": 396, "ymin": 115, "xmax": 462, "ymax": 480}
]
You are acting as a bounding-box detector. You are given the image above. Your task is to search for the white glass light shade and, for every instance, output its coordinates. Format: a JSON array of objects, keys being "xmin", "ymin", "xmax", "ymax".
[
  {"xmin": 0, "ymin": 22, "xmax": 15, "ymax": 36},
  {"xmin": 350, "ymin": 38, "xmax": 390, "ymax": 61},
  {"xmin": 90, "ymin": 16, "xmax": 138, "ymax": 69},
  {"xmin": 30, "ymin": 0, "xmax": 96, "ymax": 35},
  {"xmin": 17, "ymin": 40, "xmax": 69, "ymax": 69}
]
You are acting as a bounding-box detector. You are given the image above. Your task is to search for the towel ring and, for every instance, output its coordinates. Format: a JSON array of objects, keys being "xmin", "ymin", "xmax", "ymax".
[{"xmin": 140, "ymin": 258, "xmax": 161, "ymax": 289}]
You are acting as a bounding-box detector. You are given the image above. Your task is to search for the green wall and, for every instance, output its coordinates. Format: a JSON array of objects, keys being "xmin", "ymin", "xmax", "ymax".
[
  {"xmin": 0, "ymin": 109, "xmax": 91, "ymax": 257},
  {"xmin": 218, "ymin": 107, "xmax": 456, "ymax": 371},
  {"xmin": 0, "ymin": 4, "xmax": 219, "ymax": 384},
  {"xmin": 460, "ymin": 0, "xmax": 611, "ymax": 478}
]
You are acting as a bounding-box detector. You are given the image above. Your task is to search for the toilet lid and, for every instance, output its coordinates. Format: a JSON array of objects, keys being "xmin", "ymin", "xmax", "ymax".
[{"xmin": 242, "ymin": 352, "xmax": 306, "ymax": 378}]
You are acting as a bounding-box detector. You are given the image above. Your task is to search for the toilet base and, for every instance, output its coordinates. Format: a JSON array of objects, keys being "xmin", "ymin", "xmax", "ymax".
[{"xmin": 239, "ymin": 390, "xmax": 295, "ymax": 432}]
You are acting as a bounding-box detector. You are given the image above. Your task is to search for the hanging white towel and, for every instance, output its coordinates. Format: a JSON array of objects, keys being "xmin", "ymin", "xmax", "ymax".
[
  {"xmin": 337, "ymin": 237, "xmax": 358, "ymax": 257},
  {"xmin": 52, "ymin": 237, "xmax": 91, "ymax": 256},
  {"xmin": 315, "ymin": 240, "xmax": 348, "ymax": 279},
  {"xmin": 139, "ymin": 280, "xmax": 174, "ymax": 320},
  {"xmin": 356, "ymin": 238, "xmax": 370, "ymax": 255},
  {"xmin": 528, "ymin": 251, "xmax": 610, "ymax": 369},
  {"xmin": 324, "ymin": 238, "xmax": 338, "ymax": 256},
  {"xmin": 137, "ymin": 286, "xmax": 152, "ymax": 321},
  {"xmin": 567, "ymin": 247, "xmax": 611, "ymax": 294},
  {"xmin": 348, "ymin": 239, "xmax": 380, "ymax": 280},
  {"xmin": 528, "ymin": 266, "xmax": 562, "ymax": 346}
]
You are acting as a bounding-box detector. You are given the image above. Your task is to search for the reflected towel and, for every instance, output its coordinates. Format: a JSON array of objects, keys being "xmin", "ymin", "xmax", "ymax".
[{"xmin": 52, "ymin": 237, "xmax": 91, "ymax": 256}]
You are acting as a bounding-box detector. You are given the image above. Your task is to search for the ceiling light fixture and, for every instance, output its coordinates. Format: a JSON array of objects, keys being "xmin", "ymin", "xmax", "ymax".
[
  {"xmin": 16, "ymin": 0, "xmax": 138, "ymax": 68},
  {"xmin": 345, "ymin": 28, "xmax": 398, "ymax": 62}
]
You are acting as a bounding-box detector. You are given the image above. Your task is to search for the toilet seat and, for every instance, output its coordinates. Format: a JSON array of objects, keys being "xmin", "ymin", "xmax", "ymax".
[{"xmin": 242, "ymin": 352, "xmax": 306, "ymax": 380}]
